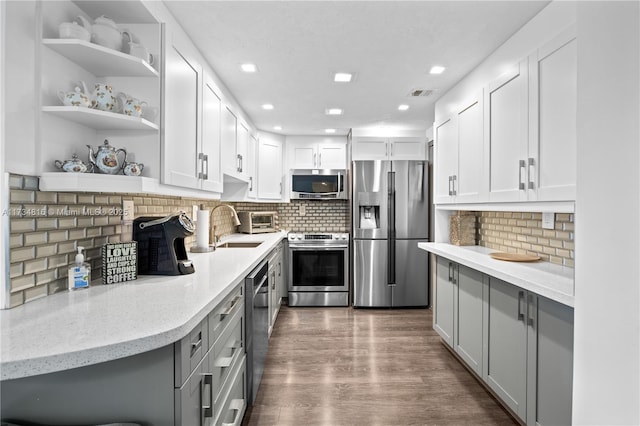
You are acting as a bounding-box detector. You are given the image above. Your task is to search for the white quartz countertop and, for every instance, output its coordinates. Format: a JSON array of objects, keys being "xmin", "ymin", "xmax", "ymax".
[
  {"xmin": 418, "ymin": 243, "xmax": 574, "ymax": 308},
  {"xmin": 0, "ymin": 231, "xmax": 287, "ymax": 381}
]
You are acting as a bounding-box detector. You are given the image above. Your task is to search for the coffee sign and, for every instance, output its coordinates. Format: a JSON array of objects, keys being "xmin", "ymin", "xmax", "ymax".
[{"xmin": 102, "ymin": 242, "xmax": 138, "ymax": 285}]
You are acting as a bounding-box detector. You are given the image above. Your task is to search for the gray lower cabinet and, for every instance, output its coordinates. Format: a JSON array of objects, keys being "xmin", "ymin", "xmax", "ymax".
[
  {"xmin": 527, "ymin": 294, "xmax": 574, "ymax": 426},
  {"xmin": 0, "ymin": 284, "xmax": 247, "ymax": 426},
  {"xmin": 434, "ymin": 256, "xmax": 455, "ymax": 346},
  {"xmin": 485, "ymin": 277, "xmax": 528, "ymax": 420},
  {"xmin": 433, "ymin": 256, "xmax": 574, "ymax": 426},
  {"xmin": 433, "ymin": 257, "xmax": 484, "ymax": 375},
  {"xmin": 455, "ymin": 264, "xmax": 484, "ymax": 376}
]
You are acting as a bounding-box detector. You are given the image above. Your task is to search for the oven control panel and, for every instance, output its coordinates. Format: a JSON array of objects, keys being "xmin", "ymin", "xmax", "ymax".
[{"xmin": 288, "ymin": 232, "xmax": 349, "ymax": 242}]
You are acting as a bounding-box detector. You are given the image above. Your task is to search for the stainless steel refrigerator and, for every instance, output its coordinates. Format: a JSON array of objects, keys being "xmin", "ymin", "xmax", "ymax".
[{"xmin": 352, "ymin": 160, "xmax": 429, "ymax": 307}]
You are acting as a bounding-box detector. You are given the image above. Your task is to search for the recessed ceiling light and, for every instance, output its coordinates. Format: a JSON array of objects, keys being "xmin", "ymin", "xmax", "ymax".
[
  {"xmin": 273, "ymin": 125, "xmax": 282, "ymax": 131},
  {"xmin": 325, "ymin": 108, "xmax": 343, "ymax": 116},
  {"xmin": 398, "ymin": 104, "xmax": 410, "ymax": 111},
  {"xmin": 325, "ymin": 128, "xmax": 336, "ymax": 134},
  {"xmin": 262, "ymin": 104, "xmax": 274, "ymax": 110},
  {"xmin": 430, "ymin": 66, "xmax": 446, "ymax": 74},
  {"xmin": 241, "ymin": 63, "xmax": 258, "ymax": 73},
  {"xmin": 334, "ymin": 72, "xmax": 353, "ymax": 83}
]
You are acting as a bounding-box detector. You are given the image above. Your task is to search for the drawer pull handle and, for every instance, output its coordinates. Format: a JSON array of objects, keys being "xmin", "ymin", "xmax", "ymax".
[
  {"xmin": 221, "ymin": 296, "xmax": 242, "ymax": 318},
  {"xmin": 191, "ymin": 333, "xmax": 202, "ymax": 356},
  {"xmin": 517, "ymin": 291, "xmax": 525, "ymax": 322},
  {"xmin": 202, "ymin": 373, "xmax": 213, "ymax": 418},
  {"xmin": 214, "ymin": 340, "xmax": 241, "ymax": 368},
  {"xmin": 221, "ymin": 399, "xmax": 245, "ymax": 426}
]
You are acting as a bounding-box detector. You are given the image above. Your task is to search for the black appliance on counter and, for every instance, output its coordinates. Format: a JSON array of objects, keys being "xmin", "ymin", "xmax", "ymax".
[{"xmin": 133, "ymin": 212, "xmax": 195, "ymax": 275}]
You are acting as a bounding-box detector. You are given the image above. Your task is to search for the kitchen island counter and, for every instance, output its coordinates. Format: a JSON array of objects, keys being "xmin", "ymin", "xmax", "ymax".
[
  {"xmin": 0, "ymin": 232, "xmax": 287, "ymax": 381},
  {"xmin": 418, "ymin": 243, "xmax": 574, "ymax": 307}
]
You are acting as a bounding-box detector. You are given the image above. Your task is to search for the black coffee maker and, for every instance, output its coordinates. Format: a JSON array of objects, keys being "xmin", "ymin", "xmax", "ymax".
[{"xmin": 133, "ymin": 211, "xmax": 196, "ymax": 275}]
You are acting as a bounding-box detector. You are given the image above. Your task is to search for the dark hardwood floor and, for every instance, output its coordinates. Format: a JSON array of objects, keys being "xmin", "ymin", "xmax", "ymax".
[{"xmin": 243, "ymin": 306, "xmax": 518, "ymax": 426}]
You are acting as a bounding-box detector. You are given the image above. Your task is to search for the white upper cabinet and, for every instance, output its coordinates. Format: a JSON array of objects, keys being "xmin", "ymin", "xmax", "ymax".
[
  {"xmin": 432, "ymin": 24, "xmax": 577, "ymax": 207},
  {"xmin": 485, "ymin": 60, "xmax": 529, "ymax": 203},
  {"xmin": 434, "ymin": 117, "xmax": 458, "ymax": 204},
  {"xmin": 221, "ymin": 106, "xmax": 238, "ymax": 177},
  {"xmin": 201, "ymin": 73, "xmax": 223, "ymax": 193},
  {"xmin": 317, "ymin": 143, "xmax": 347, "ymax": 169},
  {"xmin": 527, "ymin": 26, "xmax": 577, "ymax": 202},
  {"xmin": 247, "ymin": 134, "xmax": 258, "ymax": 199},
  {"xmin": 434, "ymin": 91, "xmax": 485, "ymax": 204},
  {"xmin": 352, "ymin": 137, "xmax": 426, "ymax": 161},
  {"xmin": 288, "ymin": 138, "xmax": 346, "ymax": 170},
  {"xmin": 162, "ymin": 27, "xmax": 201, "ymax": 189},
  {"xmin": 236, "ymin": 121, "xmax": 250, "ymax": 179},
  {"xmin": 258, "ymin": 136, "xmax": 284, "ymax": 200},
  {"xmin": 456, "ymin": 91, "xmax": 485, "ymax": 203}
]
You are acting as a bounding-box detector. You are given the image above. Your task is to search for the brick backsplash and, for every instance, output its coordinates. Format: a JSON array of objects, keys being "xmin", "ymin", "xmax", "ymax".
[
  {"xmin": 6, "ymin": 174, "xmax": 350, "ymax": 308},
  {"xmin": 477, "ymin": 211, "xmax": 575, "ymax": 267}
]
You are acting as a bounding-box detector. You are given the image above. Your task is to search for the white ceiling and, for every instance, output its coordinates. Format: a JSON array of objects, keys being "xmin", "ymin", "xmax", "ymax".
[{"xmin": 163, "ymin": 1, "xmax": 550, "ymax": 136}]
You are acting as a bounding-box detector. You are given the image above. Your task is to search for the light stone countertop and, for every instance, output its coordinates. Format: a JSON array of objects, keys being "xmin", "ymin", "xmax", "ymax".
[
  {"xmin": 418, "ymin": 243, "xmax": 575, "ymax": 308},
  {"xmin": 0, "ymin": 231, "xmax": 287, "ymax": 381}
]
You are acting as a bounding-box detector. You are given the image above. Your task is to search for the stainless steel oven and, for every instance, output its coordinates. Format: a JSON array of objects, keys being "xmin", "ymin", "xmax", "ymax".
[{"xmin": 287, "ymin": 232, "xmax": 349, "ymax": 306}]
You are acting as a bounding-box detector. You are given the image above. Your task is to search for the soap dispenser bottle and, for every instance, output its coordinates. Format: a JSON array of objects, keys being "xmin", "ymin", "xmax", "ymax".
[{"xmin": 68, "ymin": 246, "xmax": 91, "ymax": 290}]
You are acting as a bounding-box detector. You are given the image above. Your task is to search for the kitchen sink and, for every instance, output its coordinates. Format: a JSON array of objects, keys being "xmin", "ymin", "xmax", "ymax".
[{"xmin": 217, "ymin": 242, "xmax": 263, "ymax": 248}]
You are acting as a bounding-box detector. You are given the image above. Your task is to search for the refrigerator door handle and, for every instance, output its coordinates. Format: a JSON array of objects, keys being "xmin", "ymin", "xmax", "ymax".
[{"xmin": 388, "ymin": 171, "xmax": 396, "ymax": 285}]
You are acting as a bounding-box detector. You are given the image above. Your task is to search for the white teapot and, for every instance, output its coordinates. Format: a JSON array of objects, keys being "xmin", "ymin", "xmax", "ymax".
[
  {"xmin": 58, "ymin": 81, "xmax": 91, "ymax": 108},
  {"xmin": 77, "ymin": 15, "xmax": 123, "ymax": 51},
  {"xmin": 116, "ymin": 92, "xmax": 147, "ymax": 117},
  {"xmin": 91, "ymin": 83, "xmax": 117, "ymax": 112}
]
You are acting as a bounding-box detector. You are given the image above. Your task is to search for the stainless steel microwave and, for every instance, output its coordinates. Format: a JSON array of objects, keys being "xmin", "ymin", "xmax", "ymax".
[{"xmin": 290, "ymin": 169, "xmax": 347, "ymax": 200}]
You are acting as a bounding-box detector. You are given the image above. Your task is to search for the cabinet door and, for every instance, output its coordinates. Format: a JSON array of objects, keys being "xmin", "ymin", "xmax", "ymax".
[
  {"xmin": 455, "ymin": 265, "xmax": 484, "ymax": 376},
  {"xmin": 456, "ymin": 91, "xmax": 485, "ymax": 203},
  {"xmin": 318, "ymin": 143, "xmax": 346, "ymax": 169},
  {"xmin": 258, "ymin": 137, "xmax": 283, "ymax": 199},
  {"xmin": 485, "ymin": 61, "xmax": 528, "ymax": 202},
  {"xmin": 433, "ymin": 117, "xmax": 457, "ymax": 204},
  {"xmin": 247, "ymin": 134, "xmax": 257, "ymax": 199},
  {"xmin": 433, "ymin": 256, "xmax": 455, "ymax": 347},
  {"xmin": 163, "ymin": 30, "xmax": 201, "ymax": 189},
  {"xmin": 175, "ymin": 351, "xmax": 213, "ymax": 426},
  {"xmin": 351, "ymin": 137, "xmax": 389, "ymax": 160},
  {"xmin": 389, "ymin": 137, "xmax": 426, "ymax": 160},
  {"xmin": 201, "ymin": 76, "xmax": 223, "ymax": 193},
  {"xmin": 486, "ymin": 277, "xmax": 527, "ymax": 421},
  {"xmin": 221, "ymin": 106, "xmax": 238, "ymax": 176},
  {"xmin": 528, "ymin": 27, "xmax": 577, "ymax": 202},
  {"xmin": 237, "ymin": 121, "xmax": 249, "ymax": 177},
  {"xmin": 527, "ymin": 296, "xmax": 574, "ymax": 426},
  {"xmin": 290, "ymin": 142, "xmax": 317, "ymax": 169}
]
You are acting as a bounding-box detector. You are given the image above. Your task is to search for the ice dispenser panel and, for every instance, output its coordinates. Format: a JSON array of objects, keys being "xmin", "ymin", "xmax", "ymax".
[{"xmin": 357, "ymin": 192, "xmax": 381, "ymax": 230}]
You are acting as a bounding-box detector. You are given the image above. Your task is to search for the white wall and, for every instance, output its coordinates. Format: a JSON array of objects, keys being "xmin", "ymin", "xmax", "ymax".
[
  {"xmin": 573, "ymin": 2, "xmax": 640, "ymax": 424},
  {"xmin": 0, "ymin": 0, "xmax": 6, "ymax": 309}
]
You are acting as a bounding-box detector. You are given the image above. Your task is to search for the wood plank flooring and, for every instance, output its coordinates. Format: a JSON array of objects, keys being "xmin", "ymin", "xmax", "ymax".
[{"xmin": 243, "ymin": 306, "xmax": 518, "ymax": 426}]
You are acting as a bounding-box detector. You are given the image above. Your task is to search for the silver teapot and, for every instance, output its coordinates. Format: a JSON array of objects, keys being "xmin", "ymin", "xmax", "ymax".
[{"xmin": 87, "ymin": 139, "xmax": 127, "ymax": 174}]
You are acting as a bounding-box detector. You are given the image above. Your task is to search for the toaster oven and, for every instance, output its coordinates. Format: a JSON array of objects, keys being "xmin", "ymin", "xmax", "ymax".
[{"xmin": 238, "ymin": 211, "xmax": 277, "ymax": 234}]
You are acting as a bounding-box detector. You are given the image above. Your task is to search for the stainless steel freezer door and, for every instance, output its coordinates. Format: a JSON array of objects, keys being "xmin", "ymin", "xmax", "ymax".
[
  {"xmin": 392, "ymin": 239, "xmax": 429, "ymax": 307},
  {"xmin": 393, "ymin": 161, "xmax": 429, "ymax": 240},
  {"xmin": 352, "ymin": 161, "xmax": 390, "ymax": 240},
  {"xmin": 353, "ymin": 239, "xmax": 391, "ymax": 307}
]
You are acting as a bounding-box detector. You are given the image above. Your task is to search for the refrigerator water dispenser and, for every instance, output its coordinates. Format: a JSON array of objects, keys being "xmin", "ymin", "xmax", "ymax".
[{"xmin": 359, "ymin": 205, "xmax": 380, "ymax": 229}]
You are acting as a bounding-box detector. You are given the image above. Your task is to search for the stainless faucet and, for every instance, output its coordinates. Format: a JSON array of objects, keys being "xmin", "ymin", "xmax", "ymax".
[{"xmin": 209, "ymin": 204, "xmax": 241, "ymax": 247}]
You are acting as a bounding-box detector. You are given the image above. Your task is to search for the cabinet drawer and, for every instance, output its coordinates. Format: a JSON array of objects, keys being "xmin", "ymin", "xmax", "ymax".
[
  {"xmin": 175, "ymin": 350, "xmax": 211, "ymax": 426},
  {"xmin": 175, "ymin": 316, "xmax": 209, "ymax": 387},
  {"xmin": 209, "ymin": 286, "xmax": 243, "ymax": 348},
  {"xmin": 211, "ymin": 306, "xmax": 244, "ymax": 408},
  {"xmin": 214, "ymin": 355, "xmax": 247, "ymax": 426}
]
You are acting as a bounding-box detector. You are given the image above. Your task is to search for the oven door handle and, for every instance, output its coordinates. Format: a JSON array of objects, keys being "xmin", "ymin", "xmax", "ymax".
[{"xmin": 289, "ymin": 245, "xmax": 349, "ymax": 250}]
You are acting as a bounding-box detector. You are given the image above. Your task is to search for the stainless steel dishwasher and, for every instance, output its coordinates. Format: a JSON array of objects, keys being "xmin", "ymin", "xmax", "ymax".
[{"xmin": 244, "ymin": 259, "xmax": 269, "ymax": 406}]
